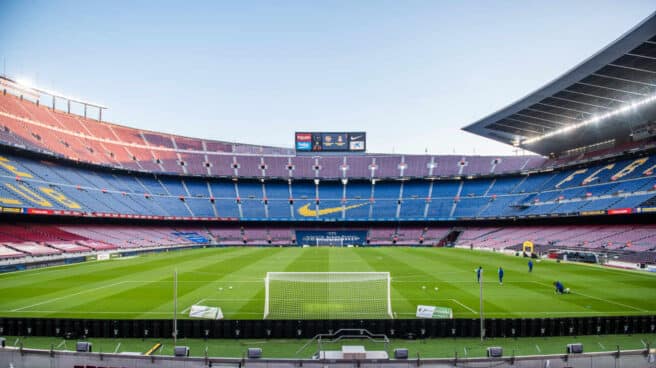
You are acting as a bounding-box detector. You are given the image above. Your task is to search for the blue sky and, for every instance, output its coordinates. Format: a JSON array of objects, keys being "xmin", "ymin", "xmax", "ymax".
[{"xmin": 1, "ymin": 1, "xmax": 654, "ymax": 155}]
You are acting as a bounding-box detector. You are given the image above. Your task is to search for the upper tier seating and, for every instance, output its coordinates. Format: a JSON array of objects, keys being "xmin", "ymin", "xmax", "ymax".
[{"xmin": 0, "ymin": 93, "xmax": 546, "ymax": 178}]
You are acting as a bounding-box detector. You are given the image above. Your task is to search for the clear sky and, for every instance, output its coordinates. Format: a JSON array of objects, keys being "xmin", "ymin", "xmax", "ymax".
[{"xmin": 1, "ymin": 1, "xmax": 654, "ymax": 155}]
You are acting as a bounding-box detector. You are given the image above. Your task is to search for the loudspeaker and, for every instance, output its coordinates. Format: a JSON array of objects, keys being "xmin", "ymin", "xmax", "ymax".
[
  {"xmin": 174, "ymin": 346, "xmax": 190, "ymax": 357},
  {"xmin": 247, "ymin": 348, "xmax": 262, "ymax": 359},
  {"xmin": 394, "ymin": 348, "xmax": 408, "ymax": 359},
  {"xmin": 487, "ymin": 347, "xmax": 503, "ymax": 358},
  {"xmin": 567, "ymin": 343, "xmax": 583, "ymax": 354},
  {"xmin": 76, "ymin": 342, "xmax": 92, "ymax": 352},
  {"xmin": 0, "ymin": 337, "xmax": 5, "ymax": 348}
]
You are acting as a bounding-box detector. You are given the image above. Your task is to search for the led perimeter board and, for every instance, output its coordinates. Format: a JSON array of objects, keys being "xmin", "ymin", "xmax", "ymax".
[{"xmin": 295, "ymin": 132, "xmax": 366, "ymax": 152}]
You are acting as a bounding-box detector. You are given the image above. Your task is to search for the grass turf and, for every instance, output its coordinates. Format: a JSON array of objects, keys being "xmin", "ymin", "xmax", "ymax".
[
  {"xmin": 0, "ymin": 247, "xmax": 654, "ymax": 319},
  {"xmin": 3, "ymin": 334, "xmax": 654, "ymax": 358}
]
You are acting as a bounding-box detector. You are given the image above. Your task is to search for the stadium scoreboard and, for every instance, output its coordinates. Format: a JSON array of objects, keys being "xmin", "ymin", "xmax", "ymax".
[{"xmin": 295, "ymin": 132, "xmax": 366, "ymax": 152}]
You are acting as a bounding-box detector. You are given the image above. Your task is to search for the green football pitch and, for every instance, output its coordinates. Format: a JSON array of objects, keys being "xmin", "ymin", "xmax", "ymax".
[{"xmin": 0, "ymin": 247, "xmax": 654, "ymax": 319}]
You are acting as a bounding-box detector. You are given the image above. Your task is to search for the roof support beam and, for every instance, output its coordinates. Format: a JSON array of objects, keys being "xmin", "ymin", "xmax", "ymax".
[
  {"xmin": 574, "ymin": 81, "xmax": 646, "ymax": 97},
  {"xmin": 525, "ymin": 107, "xmax": 583, "ymax": 123},
  {"xmin": 563, "ymin": 89, "xmax": 627, "ymax": 103},
  {"xmin": 548, "ymin": 95, "xmax": 612, "ymax": 110},
  {"xmin": 626, "ymin": 52, "xmax": 656, "ymax": 61},
  {"xmin": 505, "ymin": 117, "xmax": 555, "ymax": 131},
  {"xmin": 608, "ymin": 63, "xmax": 656, "ymax": 75},
  {"xmin": 592, "ymin": 72, "xmax": 656, "ymax": 88},
  {"xmin": 536, "ymin": 102, "xmax": 594, "ymax": 116},
  {"xmin": 491, "ymin": 121, "xmax": 541, "ymax": 135},
  {"xmin": 514, "ymin": 112, "xmax": 567, "ymax": 127}
]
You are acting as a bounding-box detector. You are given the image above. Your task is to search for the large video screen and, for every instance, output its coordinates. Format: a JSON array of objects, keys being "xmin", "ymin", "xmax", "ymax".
[{"xmin": 295, "ymin": 132, "xmax": 366, "ymax": 152}]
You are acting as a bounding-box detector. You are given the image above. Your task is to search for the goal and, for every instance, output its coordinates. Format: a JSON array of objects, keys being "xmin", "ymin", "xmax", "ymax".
[
  {"xmin": 316, "ymin": 237, "xmax": 344, "ymax": 247},
  {"xmin": 263, "ymin": 272, "xmax": 393, "ymax": 319}
]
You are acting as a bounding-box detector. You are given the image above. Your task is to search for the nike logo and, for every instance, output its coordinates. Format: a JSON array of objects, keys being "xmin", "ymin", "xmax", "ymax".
[
  {"xmin": 350, "ymin": 135, "xmax": 363, "ymax": 140},
  {"xmin": 297, "ymin": 202, "xmax": 368, "ymax": 217}
]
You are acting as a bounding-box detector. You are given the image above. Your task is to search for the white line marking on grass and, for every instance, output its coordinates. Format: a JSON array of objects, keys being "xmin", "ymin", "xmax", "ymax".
[
  {"xmin": 56, "ymin": 340, "xmax": 66, "ymax": 348},
  {"xmin": 1, "ymin": 310, "xmax": 175, "ymax": 315},
  {"xmin": 449, "ymin": 299, "xmax": 478, "ymax": 315},
  {"xmin": 394, "ymin": 280, "xmax": 538, "ymax": 284},
  {"xmin": 529, "ymin": 281, "xmax": 647, "ymax": 313},
  {"xmin": 598, "ymin": 342, "xmax": 606, "ymax": 350},
  {"xmin": 114, "ymin": 342, "xmax": 121, "ymax": 353},
  {"xmin": 123, "ymin": 280, "xmax": 263, "ymax": 284},
  {"xmin": 641, "ymin": 340, "xmax": 647, "ymax": 348},
  {"xmin": 535, "ymin": 345, "xmax": 541, "ymax": 353},
  {"xmin": 570, "ymin": 290, "xmax": 647, "ymax": 312},
  {"xmin": 11, "ymin": 281, "xmax": 129, "ymax": 312},
  {"xmin": 181, "ymin": 298, "xmax": 207, "ymax": 314}
]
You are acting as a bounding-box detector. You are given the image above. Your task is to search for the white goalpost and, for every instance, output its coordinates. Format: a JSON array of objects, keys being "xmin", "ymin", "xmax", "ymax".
[
  {"xmin": 263, "ymin": 272, "xmax": 393, "ymax": 320},
  {"xmin": 315, "ymin": 237, "xmax": 344, "ymax": 247}
]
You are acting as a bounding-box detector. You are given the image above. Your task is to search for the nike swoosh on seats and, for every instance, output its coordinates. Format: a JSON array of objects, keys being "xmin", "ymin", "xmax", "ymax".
[{"xmin": 297, "ymin": 202, "xmax": 368, "ymax": 217}]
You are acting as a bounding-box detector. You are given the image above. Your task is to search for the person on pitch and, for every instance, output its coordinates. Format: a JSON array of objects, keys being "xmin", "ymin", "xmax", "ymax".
[
  {"xmin": 528, "ymin": 259, "xmax": 533, "ymax": 273},
  {"xmin": 475, "ymin": 266, "xmax": 482, "ymax": 284},
  {"xmin": 498, "ymin": 267, "xmax": 504, "ymax": 285},
  {"xmin": 554, "ymin": 280, "xmax": 569, "ymax": 294}
]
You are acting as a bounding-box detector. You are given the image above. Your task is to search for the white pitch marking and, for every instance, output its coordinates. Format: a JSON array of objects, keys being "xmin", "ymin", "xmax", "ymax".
[
  {"xmin": 393, "ymin": 310, "xmax": 654, "ymax": 316},
  {"xmin": 114, "ymin": 342, "xmax": 121, "ymax": 353},
  {"xmin": 570, "ymin": 290, "xmax": 646, "ymax": 312},
  {"xmin": 598, "ymin": 342, "xmax": 606, "ymax": 350},
  {"xmin": 449, "ymin": 299, "xmax": 478, "ymax": 314},
  {"xmin": 11, "ymin": 281, "xmax": 129, "ymax": 312},
  {"xmin": 180, "ymin": 298, "xmax": 207, "ymax": 315},
  {"xmin": 530, "ymin": 281, "xmax": 646, "ymax": 312},
  {"xmin": 0, "ymin": 310, "xmax": 266, "ymax": 315},
  {"xmin": 535, "ymin": 345, "xmax": 541, "ymax": 353}
]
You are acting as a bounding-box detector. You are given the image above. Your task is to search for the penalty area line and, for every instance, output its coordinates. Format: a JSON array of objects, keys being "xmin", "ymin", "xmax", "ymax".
[{"xmin": 449, "ymin": 298, "xmax": 478, "ymax": 315}]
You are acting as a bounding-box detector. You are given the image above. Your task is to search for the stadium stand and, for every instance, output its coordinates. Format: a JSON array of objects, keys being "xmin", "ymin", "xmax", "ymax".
[
  {"xmin": 0, "ymin": 245, "xmax": 25, "ymax": 259},
  {"xmin": 1, "ymin": 151, "xmax": 655, "ymax": 221},
  {"xmin": 0, "ymin": 92, "xmax": 560, "ymax": 179},
  {"xmin": 1, "ymin": 222, "xmax": 654, "ymax": 264}
]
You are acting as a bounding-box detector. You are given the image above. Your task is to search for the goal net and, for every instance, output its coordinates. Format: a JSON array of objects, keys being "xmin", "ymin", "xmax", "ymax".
[
  {"xmin": 316, "ymin": 237, "xmax": 344, "ymax": 247},
  {"xmin": 263, "ymin": 272, "xmax": 393, "ymax": 320}
]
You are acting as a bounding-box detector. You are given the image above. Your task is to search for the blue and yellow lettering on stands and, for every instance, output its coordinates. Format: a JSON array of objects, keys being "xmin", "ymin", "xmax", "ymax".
[
  {"xmin": 0, "ymin": 197, "xmax": 22, "ymax": 205},
  {"xmin": 555, "ymin": 169, "xmax": 587, "ymax": 188},
  {"xmin": 40, "ymin": 187, "xmax": 81, "ymax": 209},
  {"xmin": 611, "ymin": 157, "xmax": 648, "ymax": 180},
  {"xmin": 4, "ymin": 183, "xmax": 52, "ymax": 207},
  {"xmin": 642, "ymin": 163, "xmax": 656, "ymax": 175},
  {"xmin": 0, "ymin": 156, "xmax": 33, "ymax": 178},
  {"xmin": 581, "ymin": 164, "xmax": 615, "ymax": 185}
]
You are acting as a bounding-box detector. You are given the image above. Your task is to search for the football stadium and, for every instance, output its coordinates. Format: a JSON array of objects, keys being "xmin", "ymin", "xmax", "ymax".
[{"xmin": 1, "ymin": 4, "xmax": 656, "ymax": 368}]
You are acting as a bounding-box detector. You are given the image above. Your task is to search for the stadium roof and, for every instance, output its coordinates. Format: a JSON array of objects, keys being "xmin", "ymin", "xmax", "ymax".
[{"xmin": 463, "ymin": 12, "xmax": 656, "ymax": 156}]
